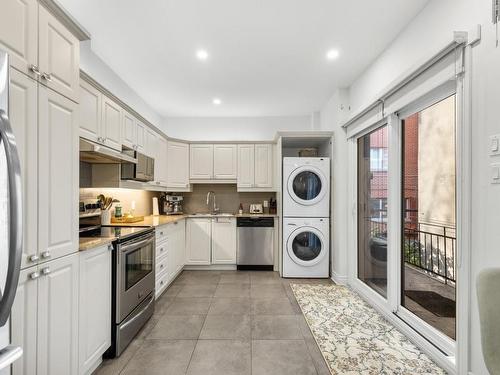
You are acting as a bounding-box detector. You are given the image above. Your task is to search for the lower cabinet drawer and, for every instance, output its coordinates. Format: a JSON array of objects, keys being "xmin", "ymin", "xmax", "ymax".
[
  {"xmin": 156, "ymin": 226, "xmax": 168, "ymax": 244},
  {"xmin": 156, "ymin": 253, "xmax": 168, "ymax": 275},
  {"xmin": 155, "ymin": 270, "xmax": 169, "ymax": 298},
  {"xmin": 156, "ymin": 242, "xmax": 167, "ymax": 259}
]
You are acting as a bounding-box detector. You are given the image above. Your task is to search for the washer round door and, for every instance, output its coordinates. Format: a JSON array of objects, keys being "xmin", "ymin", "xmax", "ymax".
[
  {"xmin": 286, "ymin": 227, "xmax": 326, "ymax": 267},
  {"xmin": 287, "ymin": 166, "xmax": 327, "ymax": 206}
]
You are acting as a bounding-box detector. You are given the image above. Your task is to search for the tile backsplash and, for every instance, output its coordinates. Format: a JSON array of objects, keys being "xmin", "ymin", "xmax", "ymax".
[
  {"xmin": 182, "ymin": 184, "xmax": 276, "ymax": 214},
  {"xmin": 80, "ymin": 188, "xmax": 160, "ymax": 216}
]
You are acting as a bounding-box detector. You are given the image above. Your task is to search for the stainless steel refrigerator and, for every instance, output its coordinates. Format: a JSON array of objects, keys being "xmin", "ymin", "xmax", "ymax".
[{"xmin": 0, "ymin": 49, "xmax": 23, "ymax": 373}]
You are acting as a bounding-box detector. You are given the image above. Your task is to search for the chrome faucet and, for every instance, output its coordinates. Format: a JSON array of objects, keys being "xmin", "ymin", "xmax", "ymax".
[{"xmin": 206, "ymin": 191, "xmax": 219, "ymax": 214}]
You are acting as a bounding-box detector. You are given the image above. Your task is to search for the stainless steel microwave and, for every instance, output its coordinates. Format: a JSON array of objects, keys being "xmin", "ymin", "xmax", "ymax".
[{"xmin": 121, "ymin": 152, "xmax": 154, "ymax": 182}]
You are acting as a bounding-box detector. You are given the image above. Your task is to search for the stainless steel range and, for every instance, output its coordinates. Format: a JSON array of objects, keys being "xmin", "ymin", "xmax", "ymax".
[{"xmin": 108, "ymin": 227, "xmax": 155, "ymax": 357}]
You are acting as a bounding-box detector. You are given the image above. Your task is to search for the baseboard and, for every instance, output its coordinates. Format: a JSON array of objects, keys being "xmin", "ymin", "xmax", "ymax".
[
  {"xmin": 331, "ymin": 271, "xmax": 348, "ymax": 285},
  {"xmin": 183, "ymin": 264, "xmax": 237, "ymax": 271}
]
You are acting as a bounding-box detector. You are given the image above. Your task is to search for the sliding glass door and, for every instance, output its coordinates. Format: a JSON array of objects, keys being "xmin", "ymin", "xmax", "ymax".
[
  {"xmin": 357, "ymin": 126, "xmax": 388, "ymax": 298},
  {"xmin": 399, "ymin": 94, "xmax": 457, "ymax": 342}
]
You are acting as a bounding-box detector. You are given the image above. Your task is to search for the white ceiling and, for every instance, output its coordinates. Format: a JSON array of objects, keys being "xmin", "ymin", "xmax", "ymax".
[{"xmin": 59, "ymin": 0, "xmax": 429, "ymax": 117}]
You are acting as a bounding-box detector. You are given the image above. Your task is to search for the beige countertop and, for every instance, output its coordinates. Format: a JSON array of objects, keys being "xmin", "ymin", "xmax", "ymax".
[
  {"xmin": 106, "ymin": 214, "xmax": 188, "ymax": 228},
  {"xmin": 79, "ymin": 237, "xmax": 114, "ymax": 251}
]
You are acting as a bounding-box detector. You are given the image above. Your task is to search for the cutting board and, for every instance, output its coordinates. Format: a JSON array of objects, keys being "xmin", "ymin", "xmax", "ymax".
[{"xmin": 111, "ymin": 216, "xmax": 145, "ymax": 224}]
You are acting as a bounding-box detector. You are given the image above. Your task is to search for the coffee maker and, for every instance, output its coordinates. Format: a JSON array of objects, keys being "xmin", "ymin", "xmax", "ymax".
[{"xmin": 163, "ymin": 195, "xmax": 184, "ymax": 215}]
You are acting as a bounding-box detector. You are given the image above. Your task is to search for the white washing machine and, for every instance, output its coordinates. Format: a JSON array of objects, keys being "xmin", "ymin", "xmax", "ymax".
[
  {"xmin": 283, "ymin": 217, "xmax": 329, "ymax": 278},
  {"xmin": 283, "ymin": 157, "xmax": 330, "ymax": 218}
]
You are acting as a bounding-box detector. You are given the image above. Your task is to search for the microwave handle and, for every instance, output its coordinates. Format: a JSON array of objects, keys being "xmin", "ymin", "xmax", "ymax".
[{"xmin": 0, "ymin": 110, "xmax": 23, "ymax": 326}]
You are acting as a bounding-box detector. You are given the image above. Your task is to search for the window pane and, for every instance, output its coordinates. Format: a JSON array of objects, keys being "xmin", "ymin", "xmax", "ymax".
[
  {"xmin": 357, "ymin": 126, "xmax": 388, "ymax": 298},
  {"xmin": 401, "ymin": 94, "xmax": 456, "ymax": 340}
]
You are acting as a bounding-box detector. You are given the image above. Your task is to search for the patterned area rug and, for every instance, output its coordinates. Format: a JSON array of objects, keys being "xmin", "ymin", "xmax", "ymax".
[{"xmin": 291, "ymin": 284, "xmax": 446, "ymax": 375}]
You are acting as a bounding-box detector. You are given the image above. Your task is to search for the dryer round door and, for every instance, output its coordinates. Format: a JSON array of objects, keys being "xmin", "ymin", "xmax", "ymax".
[
  {"xmin": 287, "ymin": 166, "xmax": 327, "ymax": 206},
  {"xmin": 286, "ymin": 227, "xmax": 326, "ymax": 267}
]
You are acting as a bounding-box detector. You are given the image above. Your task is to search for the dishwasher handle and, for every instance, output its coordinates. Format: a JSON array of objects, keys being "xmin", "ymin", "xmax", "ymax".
[{"xmin": 236, "ymin": 217, "xmax": 274, "ymax": 227}]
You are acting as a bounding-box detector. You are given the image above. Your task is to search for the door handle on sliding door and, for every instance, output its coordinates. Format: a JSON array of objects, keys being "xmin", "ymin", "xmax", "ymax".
[{"xmin": 0, "ymin": 109, "xmax": 23, "ymax": 326}]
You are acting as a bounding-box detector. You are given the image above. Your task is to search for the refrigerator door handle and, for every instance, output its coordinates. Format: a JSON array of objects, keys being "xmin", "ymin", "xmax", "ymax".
[
  {"xmin": 0, "ymin": 109, "xmax": 23, "ymax": 326},
  {"xmin": 0, "ymin": 345, "xmax": 22, "ymax": 370}
]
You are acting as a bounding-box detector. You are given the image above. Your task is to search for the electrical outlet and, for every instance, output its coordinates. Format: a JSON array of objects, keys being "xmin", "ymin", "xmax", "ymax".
[
  {"xmin": 489, "ymin": 135, "xmax": 500, "ymax": 156},
  {"xmin": 491, "ymin": 163, "xmax": 500, "ymax": 184}
]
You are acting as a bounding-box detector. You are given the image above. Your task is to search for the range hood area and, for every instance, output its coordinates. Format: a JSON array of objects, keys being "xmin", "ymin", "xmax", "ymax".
[{"xmin": 79, "ymin": 138, "xmax": 137, "ymax": 164}]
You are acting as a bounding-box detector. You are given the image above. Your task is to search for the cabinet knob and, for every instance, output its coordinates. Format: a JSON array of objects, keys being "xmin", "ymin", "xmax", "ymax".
[
  {"xmin": 160, "ymin": 264, "xmax": 164, "ymax": 269},
  {"xmin": 41, "ymin": 267, "xmax": 51, "ymax": 276},
  {"xmin": 29, "ymin": 254, "xmax": 39, "ymax": 262},
  {"xmin": 41, "ymin": 251, "xmax": 51, "ymax": 259},
  {"xmin": 30, "ymin": 64, "xmax": 41, "ymax": 76},
  {"xmin": 41, "ymin": 72, "xmax": 52, "ymax": 81},
  {"xmin": 29, "ymin": 272, "xmax": 40, "ymax": 280}
]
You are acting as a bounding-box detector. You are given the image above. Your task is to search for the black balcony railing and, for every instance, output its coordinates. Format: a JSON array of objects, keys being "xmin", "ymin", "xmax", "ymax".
[{"xmin": 403, "ymin": 223, "xmax": 456, "ymax": 284}]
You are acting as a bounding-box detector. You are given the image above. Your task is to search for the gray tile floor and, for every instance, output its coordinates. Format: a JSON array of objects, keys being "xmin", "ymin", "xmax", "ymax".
[{"xmin": 95, "ymin": 270, "xmax": 333, "ymax": 375}]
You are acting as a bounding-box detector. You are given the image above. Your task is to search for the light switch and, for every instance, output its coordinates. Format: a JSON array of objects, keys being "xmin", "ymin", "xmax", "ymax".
[
  {"xmin": 490, "ymin": 135, "xmax": 500, "ymax": 156},
  {"xmin": 491, "ymin": 163, "xmax": 500, "ymax": 184}
]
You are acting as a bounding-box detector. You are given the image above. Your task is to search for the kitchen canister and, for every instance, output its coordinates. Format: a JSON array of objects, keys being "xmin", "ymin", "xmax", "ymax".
[{"xmin": 101, "ymin": 210, "xmax": 111, "ymax": 225}]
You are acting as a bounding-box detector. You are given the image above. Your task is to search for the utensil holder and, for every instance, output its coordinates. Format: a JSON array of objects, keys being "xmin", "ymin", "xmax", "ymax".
[{"xmin": 101, "ymin": 210, "xmax": 111, "ymax": 225}]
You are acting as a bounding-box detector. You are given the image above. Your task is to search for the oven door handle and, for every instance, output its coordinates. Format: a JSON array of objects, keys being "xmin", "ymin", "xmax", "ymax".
[{"xmin": 120, "ymin": 236, "xmax": 155, "ymax": 254}]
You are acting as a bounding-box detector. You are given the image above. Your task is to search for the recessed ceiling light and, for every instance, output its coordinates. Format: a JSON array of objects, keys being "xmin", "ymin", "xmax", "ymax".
[
  {"xmin": 326, "ymin": 49, "xmax": 340, "ymax": 61},
  {"xmin": 212, "ymin": 98, "xmax": 222, "ymax": 105},
  {"xmin": 196, "ymin": 49, "xmax": 209, "ymax": 60}
]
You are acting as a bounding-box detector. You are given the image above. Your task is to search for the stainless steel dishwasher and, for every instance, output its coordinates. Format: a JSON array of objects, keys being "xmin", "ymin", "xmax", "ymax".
[{"xmin": 237, "ymin": 217, "xmax": 274, "ymax": 270}]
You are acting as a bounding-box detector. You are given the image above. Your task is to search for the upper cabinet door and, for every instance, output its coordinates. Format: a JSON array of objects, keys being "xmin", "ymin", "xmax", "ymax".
[
  {"xmin": 0, "ymin": 0, "xmax": 38, "ymax": 78},
  {"xmin": 37, "ymin": 254, "xmax": 79, "ymax": 375},
  {"xmin": 167, "ymin": 141, "xmax": 189, "ymax": 188},
  {"xmin": 145, "ymin": 128, "xmax": 157, "ymax": 159},
  {"xmin": 101, "ymin": 95, "xmax": 122, "ymax": 151},
  {"xmin": 190, "ymin": 144, "xmax": 214, "ymax": 180},
  {"xmin": 213, "ymin": 144, "xmax": 237, "ymax": 180},
  {"xmin": 9, "ymin": 69, "xmax": 38, "ymax": 269},
  {"xmin": 254, "ymin": 144, "xmax": 273, "ymax": 188},
  {"xmin": 136, "ymin": 120, "xmax": 146, "ymax": 153},
  {"xmin": 122, "ymin": 111, "xmax": 136, "ymax": 150},
  {"xmin": 38, "ymin": 6, "xmax": 79, "ymax": 102},
  {"xmin": 38, "ymin": 86, "xmax": 78, "ymax": 262},
  {"xmin": 78, "ymin": 80, "xmax": 101, "ymax": 143},
  {"xmin": 156, "ymin": 136, "xmax": 168, "ymax": 186},
  {"xmin": 237, "ymin": 144, "xmax": 255, "ymax": 188}
]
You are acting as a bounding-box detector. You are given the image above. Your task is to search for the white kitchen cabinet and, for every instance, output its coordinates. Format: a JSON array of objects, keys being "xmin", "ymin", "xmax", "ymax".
[
  {"xmin": 156, "ymin": 136, "xmax": 168, "ymax": 186},
  {"xmin": 11, "ymin": 266, "xmax": 39, "ymax": 375},
  {"xmin": 211, "ymin": 218, "xmax": 236, "ymax": 264},
  {"xmin": 38, "ymin": 86, "xmax": 78, "ymax": 262},
  {"xmin": 9, "ymin": 69, "xmax": 38, "ymax": 269},
  {"xmin": 254, "ymin": 144, "xmax": 273, "ymax": 188},
  {"xmin": 38, "ymin": 5, "xmax": 79, "ymax": 102},
  {"xmin": 167, "ymin": 140, "xmax": 190, "ymax": 189},
  {"xmin": 0, "ymin": 0, "xmax": 38, "ymax": 78},
  {"xmin": 237, "ymin": 144, "xmax": 255, "ymax": 188},
  {"xmin": 213, "ymin": 144, "xmax": 237, "ymax": 180},
  {"xmin": 190, "ymin": 144, "xmax": 214, "ymax": 180},
  {"xmin": 237, "ymin": 144, "xmax": 274, "ymax": 190},
  {"xmin": 145, "ymin": 128, "xmax": 157, "ymax": 158},
  {"xmin": 78, "ymin": 80, "xmax": 101, "ymax": 143},
  {"xmin": 101, "ymin": 95, "xmax": 122, "ymax": 151},
  {"xmin": 122, "ymin": 111, "xmax": 136, "ymax": 150},
  {"xmin": 186, "ymin": 218, "xmax": 211, "ymax": 265},
  {"xmin": 174, "ymin": 220, "xmax": 186, "ymax": 273},
  {"xmin": 79, "ymin": 245, "xmax": 111, "ymax": 375},
  {"xmin": 37, "ymin": 253, "xmax": 79, "ymax": 375},
  {"xmin": 136, "ymin": 120, "xmax": 146, "ymax": 153}
]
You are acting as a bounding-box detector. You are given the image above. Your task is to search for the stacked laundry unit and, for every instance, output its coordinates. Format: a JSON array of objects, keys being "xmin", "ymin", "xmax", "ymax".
[{"xmin": 282, "ymin": 157, "xmax": 330, "ymax": 278}]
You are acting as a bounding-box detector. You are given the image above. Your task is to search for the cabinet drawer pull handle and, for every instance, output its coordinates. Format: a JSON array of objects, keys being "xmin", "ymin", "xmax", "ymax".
[
  {"xmin": 41, "ymin": 72, "xmax": 52, "ymax": 81},
  {"xmin": 30, "ymin": 65, "xmax": 41, "ymax": 76},
  {"xmin": 160, "ymin": 264, "xmax": 164, "ymax": 269},
  {"xmin": 160, "ymin": 280, "xmax": 164, "ymax": 285},
  {"xmin": 29, "ymin": 272, "xmax": 40, "ymax": 280},
  {"xmin": 41, "ymin": 267, "xmax": 51, "ymax": 276},
  {"xmin": 41, "ymin": 251, "xmax": 51, "ymax": 259},
  {"xmin": 29, "ymin": 255, "xmax": 39, "ymax": 262}
]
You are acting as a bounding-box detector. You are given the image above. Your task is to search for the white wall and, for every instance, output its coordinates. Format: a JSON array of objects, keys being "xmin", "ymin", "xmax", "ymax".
[
  {"xmin": 79, "ymin": 41, "xmax": 163, "ymax": 129},
  {"xmin": 163, "ymin": 115, "xmax": 312, "ymax": 141},
  {"xmin": 319, "ymin": 89, "xmax": 350, "ymax": 283},
  {"xmin": 321, "ymin": 0, "xmax": 500, "ymax": 374}
]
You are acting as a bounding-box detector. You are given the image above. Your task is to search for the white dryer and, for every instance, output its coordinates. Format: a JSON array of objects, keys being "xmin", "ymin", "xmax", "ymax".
[
  {"xmin": 283, "ymin": 157, "xmax": 330, "ymax": 218},
  {"xmin": 283, "ymin": 217, "xmax": 329, "ymax": 278}
]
